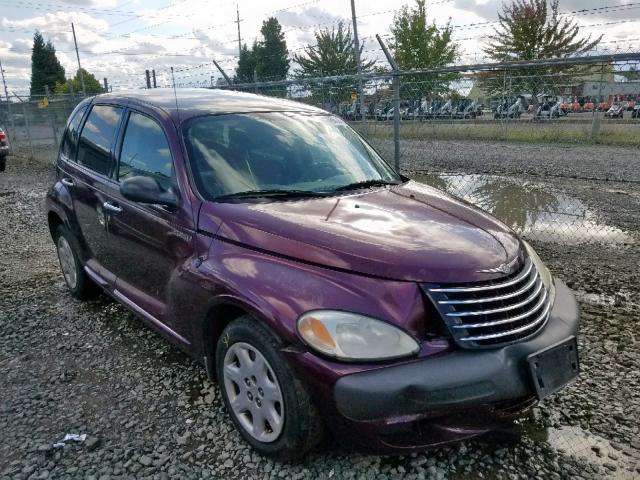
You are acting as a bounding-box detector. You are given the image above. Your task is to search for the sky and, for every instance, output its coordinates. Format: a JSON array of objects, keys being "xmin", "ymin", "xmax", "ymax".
[{"xmin": 0, "ymin": 0, "xmax": 638, "ymax": 94}]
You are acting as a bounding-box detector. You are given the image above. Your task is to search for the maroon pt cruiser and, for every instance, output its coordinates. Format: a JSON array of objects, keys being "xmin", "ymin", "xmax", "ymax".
[{"xmin": 46, "ymin": 89, "xmax": 580, "ymax": 460}]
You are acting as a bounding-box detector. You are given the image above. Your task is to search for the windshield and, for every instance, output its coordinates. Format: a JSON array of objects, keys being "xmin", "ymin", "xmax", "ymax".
[{"xmin": 182, "ymin": 112, "xmax": 400, "ymax": 200}]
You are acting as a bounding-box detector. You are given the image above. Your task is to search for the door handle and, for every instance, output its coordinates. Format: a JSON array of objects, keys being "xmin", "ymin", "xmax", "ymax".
[
  {"xmin": 103, "ymin": 201, "xmax": 123, "ymax": 214},
  {"xmin": 61, "ymin": 177, "xmax": 74, "ymax": 187}
]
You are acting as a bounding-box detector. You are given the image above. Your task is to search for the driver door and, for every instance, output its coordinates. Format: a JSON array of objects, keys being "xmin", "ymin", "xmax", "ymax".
[{"xmin": 104, "ymin": 109, "xmax": 195, "ymax": 336}]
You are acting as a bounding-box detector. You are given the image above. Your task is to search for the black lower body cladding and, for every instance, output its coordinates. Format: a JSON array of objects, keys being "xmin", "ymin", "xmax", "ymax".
[{"xmin": 334, "ymin": 280, "xmax": 579, "ymax": 422}]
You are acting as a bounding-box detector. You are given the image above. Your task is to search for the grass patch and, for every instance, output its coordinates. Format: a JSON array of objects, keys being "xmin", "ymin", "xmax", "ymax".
[{"xmin": 352, "ymin": 121, "xmax": 640, "ymax": 147}]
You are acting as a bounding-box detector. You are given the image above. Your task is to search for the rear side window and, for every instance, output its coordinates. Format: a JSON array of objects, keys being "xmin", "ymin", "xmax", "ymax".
[
  {"xmin": 76, "ymin": 105, "xmax": 123, "ymax": 176},
  {"xmin": 60, "ymin": 105, "xmax": 87, "ymax": 160},
  {"xmin": 118, "ymin": 112, "xmax": 173, "ymax": 190}
]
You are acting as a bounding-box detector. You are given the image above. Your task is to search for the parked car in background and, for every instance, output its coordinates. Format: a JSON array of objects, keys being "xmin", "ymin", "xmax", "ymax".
[
  {"xmin": 605, "ymin": 103, "xmax": 625, "ymax": 119},
  {"xmin": 632, "ymin": 103, "xmax": 640, "ymax": 119},
  {"xmin": 46, "ymin": 89, "xmax": 580, "ymax": 459},
  {"xmin": 0, "ymin": 128, "xmax": 10, "ymax": 172}
]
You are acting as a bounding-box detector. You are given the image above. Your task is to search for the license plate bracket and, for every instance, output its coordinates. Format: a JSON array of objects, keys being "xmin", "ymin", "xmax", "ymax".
[{"xmin": 527, "ymin": 336, "xmax": 579, "ymax": 400}]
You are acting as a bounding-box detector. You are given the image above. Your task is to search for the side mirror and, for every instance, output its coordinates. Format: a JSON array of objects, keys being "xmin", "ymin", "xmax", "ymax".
[{"xmin": 120, "ymin": 176, "xmax": 179, "ymax": 209}]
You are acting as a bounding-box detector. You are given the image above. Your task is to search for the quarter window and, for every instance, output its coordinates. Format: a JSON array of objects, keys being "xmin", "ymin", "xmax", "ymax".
[
  {"xmin": 76, "ymin": 105, "xmax": 123, "ymax": 176},
  {"xmin": 60, "ymin": 104, "xmax": 87, "ymax": 160},
  {"xmin": 118, "ymin": 112, "xmax": 173, "ymax": 191}
]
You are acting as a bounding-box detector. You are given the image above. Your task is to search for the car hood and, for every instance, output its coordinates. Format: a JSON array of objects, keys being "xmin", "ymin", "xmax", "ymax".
[{"xmin": 198, "ymin": 181, "xmax": 522, "ymax": 283}]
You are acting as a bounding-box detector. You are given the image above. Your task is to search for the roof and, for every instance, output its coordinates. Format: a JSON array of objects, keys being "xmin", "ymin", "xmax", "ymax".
[{"xmin": 93, "ymin": 88, "xmax": 326, "ymax": 123}]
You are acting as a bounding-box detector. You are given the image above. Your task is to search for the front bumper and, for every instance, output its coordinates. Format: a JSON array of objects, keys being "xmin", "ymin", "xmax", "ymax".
[
  {"xmin": 334, "ymin": 279, "xmax": 579, "ymax": 422},
  {"xmin": 0, "ymin": 144, "xmax": 9, "ymax": 157}
]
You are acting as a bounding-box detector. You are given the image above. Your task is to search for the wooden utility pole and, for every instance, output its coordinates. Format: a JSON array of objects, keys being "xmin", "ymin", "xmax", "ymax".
[
  {"xmin": 235, "ymin": 5, "xmax": 243, "ymax": 58},
  {"xmin": 71, "ymin": 23, "xmax": 86, "ymax": 96}
]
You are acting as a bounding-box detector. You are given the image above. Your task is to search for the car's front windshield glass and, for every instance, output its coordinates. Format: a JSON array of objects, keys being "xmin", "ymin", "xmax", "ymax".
[{"xmin": 182, "ymin": 112, "xmax": 400, "ymax": 200}]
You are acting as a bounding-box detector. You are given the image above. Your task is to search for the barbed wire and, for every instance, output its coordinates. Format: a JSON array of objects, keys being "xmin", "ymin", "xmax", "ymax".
[{"xmin": 2, "ymin": 0, "xmax": 640, "ymax": 91}]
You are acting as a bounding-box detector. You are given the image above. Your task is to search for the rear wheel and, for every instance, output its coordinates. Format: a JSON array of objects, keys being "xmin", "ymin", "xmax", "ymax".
[
  {"xmin": 216, "ymin": 316, "xmax": 324, "ymax": 460},
  {"xmin": 54, "ymin": 225, "xmax": 96, "ymax": 299},
  {"xmin": 0, "ymin": 156, "xmax": 5, "ymax": 172}
]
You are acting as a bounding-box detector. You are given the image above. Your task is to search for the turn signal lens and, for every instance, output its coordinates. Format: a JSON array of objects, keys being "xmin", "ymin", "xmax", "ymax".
[{"xmin": 298, "ymin": 316, "xmax": 336, "ymax": 352}]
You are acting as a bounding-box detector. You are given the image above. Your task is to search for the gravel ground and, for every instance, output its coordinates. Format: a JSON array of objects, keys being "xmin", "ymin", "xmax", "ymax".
[
  {"xmin": 372, "ymin": 139, "xmax": 640, "ymax": 183},
  {"xmin": 1, "ymin": 147, "xmax": 639, "ymax": 480}
]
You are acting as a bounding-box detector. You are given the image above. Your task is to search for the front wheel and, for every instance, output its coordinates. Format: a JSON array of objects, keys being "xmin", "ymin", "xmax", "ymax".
[
  {"xmin": 0, "ymin": 156, "xmax": 5, "ymax": 172},
  {"xmin": 216, "ymin": 316, "xmax": 324, "ymax": 460}
]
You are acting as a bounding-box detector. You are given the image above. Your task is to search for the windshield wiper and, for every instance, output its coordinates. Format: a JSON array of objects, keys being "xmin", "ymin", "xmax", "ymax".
[
  {"xmin": 332, "ymin": 179, "xmax": 401, "ymax": 192},
  {"xmin": 215, "ymin": 189, "xmax": 329, "ymax": 200}
]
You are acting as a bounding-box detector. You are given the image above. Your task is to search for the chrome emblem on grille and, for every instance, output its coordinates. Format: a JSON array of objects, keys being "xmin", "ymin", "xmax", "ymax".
[{"xmin": 477, "ymin": 257, "xmax": 518, "ymax": 274}]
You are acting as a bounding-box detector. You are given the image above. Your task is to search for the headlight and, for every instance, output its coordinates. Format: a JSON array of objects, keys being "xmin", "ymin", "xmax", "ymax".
[
  {"xmin": 523, "ymin": 241, "xmax": 555, "ymax": 300},
  {"xmin": 297, "ymin": 311, "xmax": 419, "ymax": 361}
]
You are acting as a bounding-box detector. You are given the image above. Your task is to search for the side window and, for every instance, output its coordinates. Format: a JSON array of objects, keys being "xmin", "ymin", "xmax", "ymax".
[
  {"xmin": 60, "ymin": 105, "xmax": 87, "ymax": 160},
  {"xmin": 118, "ymin": 112, "xmax": 173, "ymax": 191},
  {"xmin": 76, "ymin": 105, "xmax": 123, "ymax": 176}
]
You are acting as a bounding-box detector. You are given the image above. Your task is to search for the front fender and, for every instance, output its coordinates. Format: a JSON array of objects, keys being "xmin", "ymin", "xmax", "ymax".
[{"xmin": 192, "ymin": 237, "xmax": 430, "ymax": 349}]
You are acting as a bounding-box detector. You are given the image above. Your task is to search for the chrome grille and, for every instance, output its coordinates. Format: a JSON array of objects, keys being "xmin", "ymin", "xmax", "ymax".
[{"xmin": 422, "ymin": 257, "xmax": 552, "ymax": 349}]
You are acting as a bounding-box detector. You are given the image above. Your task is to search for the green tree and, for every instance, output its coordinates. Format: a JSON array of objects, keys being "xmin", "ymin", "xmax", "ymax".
[
  {"xmin": 235, "ymin": 43, "xmax": 257, "ymax": 83},
  {"xmin": 482, "ymin": 0, "xmax": 602, "ymax": 101},
  {"xmin": 391, "ymin": 0, "xmax": 458, "ymax": 70},
  {"xmin": 54, "ymin": 68, "xmax": 103, "ymax": 95},
  {"xmin": 293, "ymin": 22, "xmax": 374, "ymax": 77},
  {"xmin": 293, "ymin": 22, "xmax": 376, "ymax": 107},
  {"xmin": 254, "ymin": 17, "xmax": 289, "ymax": 81},
  {"xmin": 390, "ymin": 0, "xmax": 459, "ymax": 97},
  {"xmin": 30, "ymin": 31, "xmax": 65, "ymax": 97}
]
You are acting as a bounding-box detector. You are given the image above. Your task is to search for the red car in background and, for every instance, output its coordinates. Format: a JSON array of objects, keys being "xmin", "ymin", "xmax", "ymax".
[{"xmin": 0, "ymin": 128, "xmax": 9, "ymax": 172}]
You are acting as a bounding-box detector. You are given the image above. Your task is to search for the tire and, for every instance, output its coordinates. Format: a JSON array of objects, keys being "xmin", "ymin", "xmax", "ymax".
[
  {"xmin": 53, "ymin": 225, "xmax": 96, "ymax": 299},
  {"xmin": 216, "ymin": 316, "xmax": 324, "ymax": 461},
  {"xmin": 0, "ymin": 156, "xmax": 5, "ymax": 172}
]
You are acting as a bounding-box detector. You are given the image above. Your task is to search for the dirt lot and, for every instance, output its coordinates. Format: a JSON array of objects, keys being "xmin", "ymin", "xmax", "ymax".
[{"xmin": 1, "ymin": 144, "xmax": 639, "ymax": 479}]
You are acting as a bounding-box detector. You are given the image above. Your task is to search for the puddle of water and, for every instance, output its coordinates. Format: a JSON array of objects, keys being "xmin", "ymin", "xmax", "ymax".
[{"xmin": 412, "ymin": 173, "xmax": 632, "ymax": 245}]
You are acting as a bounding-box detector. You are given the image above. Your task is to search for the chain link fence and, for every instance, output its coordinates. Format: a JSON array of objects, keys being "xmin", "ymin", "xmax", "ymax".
[
  {"xmin": 0, "ymin": 93, "xmax": 87, "ymax": 161},
  {"xmin": 1, "ymin": 54, "xmax": 638, "ymax": 245}
]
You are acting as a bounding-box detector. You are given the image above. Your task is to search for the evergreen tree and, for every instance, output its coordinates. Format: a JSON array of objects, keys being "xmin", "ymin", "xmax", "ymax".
[
  {"xmin": 54, "ymin": 68, "xmax": 104, "ymax": 95},
  {"xmin": 235, "ymin": 43, "xmax": 257, "ymax": 83},
  {"xmin": 293, "ymin": 22, "xmax": 375, "ymax": 106},
  {"xmin": 293, "ymin": 22, "xmax": 374, "ymax": 77},
  {"xmin": 30, "ymin": 31, "xmax": 65, "ymax": 97},
  {"xmin": 254, "ymin": 17, "xmax": 289, "ymax": 81}
]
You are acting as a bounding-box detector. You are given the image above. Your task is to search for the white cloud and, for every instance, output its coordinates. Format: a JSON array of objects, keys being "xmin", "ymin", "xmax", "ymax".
[{"xmin": 0, "ymin": 0, "xmax": 638, "ymax": 93}]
